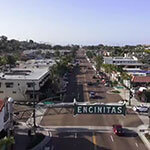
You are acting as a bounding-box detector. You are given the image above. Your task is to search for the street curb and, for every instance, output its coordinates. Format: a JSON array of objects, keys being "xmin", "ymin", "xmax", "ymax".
[{"xmin": 138, "ymin": 133, "xmax": 150, "ymax": 150}]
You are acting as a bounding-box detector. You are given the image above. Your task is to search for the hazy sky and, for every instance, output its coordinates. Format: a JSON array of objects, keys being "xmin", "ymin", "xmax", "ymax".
[{"xmin": 0, "ymin": 0, "xmax": 150, "ymax": 45}]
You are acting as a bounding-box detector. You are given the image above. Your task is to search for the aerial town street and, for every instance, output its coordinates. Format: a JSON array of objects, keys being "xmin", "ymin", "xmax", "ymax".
[{"xmin": 40, "ymin": 50, "xmax": 148, "ymax": 150}]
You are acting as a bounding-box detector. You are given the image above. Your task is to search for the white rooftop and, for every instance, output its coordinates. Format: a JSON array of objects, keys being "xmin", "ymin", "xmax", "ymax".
[
  {"xmin": 18, "ymin": 59, "xmax": 56, "ymax": 69},
  {"xmin": 0, "ymin": 68, "xmax": 49, "ymax": 80}
]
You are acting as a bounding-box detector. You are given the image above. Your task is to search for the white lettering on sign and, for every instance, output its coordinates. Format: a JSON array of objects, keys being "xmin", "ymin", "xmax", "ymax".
[
  {"xmin": 78, "ymin": 106, "xmax": 82, "ymax": 113},
  {"xmin": 97, "ymin": 107, "xmax": 102, "ymax": 113},
  {"xmin": 89, "ymin": 106, "xmax": 93, "ymax": 113},
  {"xmin": 111, "ymin": 107, "xmax": 116, "ymax": 113},
  {"xmin": 75, "ymin": 104, "xmax": 126, "ymax": 115},
  {"xmin": 117, "ymin": 107, "xmax": 122, "ymax": 113},
  {"xmin": 106, "ymin": 106, "xmax": 111, "ymax": 113},
  {"xmin": 83, "ymin": 107, "xmax": 88, "ymax": 113}
]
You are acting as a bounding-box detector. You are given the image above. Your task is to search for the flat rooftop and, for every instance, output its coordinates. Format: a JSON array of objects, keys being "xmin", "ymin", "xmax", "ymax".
[
  {"xmin": 18, "ymin": 59, "xmax": 56, "ymax": 69},
  {"xmin": 0, "ymin": 68, "xmax": 49, "ymax": 80}
]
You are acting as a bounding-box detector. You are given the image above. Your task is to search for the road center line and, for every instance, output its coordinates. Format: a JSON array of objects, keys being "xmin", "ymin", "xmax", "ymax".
[
  {"xmin": 92, "ymin": 133, "xmax": 97, "ymax": 150},
  {"xmin": 110, "ymin": 135, "xmax": 114, "ymax": 142}
]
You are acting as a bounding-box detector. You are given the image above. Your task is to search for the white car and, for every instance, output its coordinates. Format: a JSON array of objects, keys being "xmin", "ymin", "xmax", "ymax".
[
  {"xmin": 118, "ymin": 100, "xmax": 128, "ymax": 104},
  {"xmin": 133, "ymin": 105, "xmax": 149, "ymax": 113}
]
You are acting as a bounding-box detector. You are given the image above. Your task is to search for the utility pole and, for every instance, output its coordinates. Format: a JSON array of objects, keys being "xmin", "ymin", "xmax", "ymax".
[
  {"xmin": 128, "ymin": 79, "xmax": 132, "ymax": 106},
  {"xmin": 129, "ymin": 90, "xmax": 132, "ymax": 106},
  {"xmin": 148, "ymin": 107, "xmax": 150, "ymax": 129},
  {"xmin": 32, "ymin": 82, "xmax": 36, "ymax": 129}
]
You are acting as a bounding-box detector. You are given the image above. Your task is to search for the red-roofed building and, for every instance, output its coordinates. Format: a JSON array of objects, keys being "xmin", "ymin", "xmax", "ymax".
[
  {"xmin": 132, "ymin": 76, "xmax": 150, "ymax": 83},
  {"xmin": 131, "ymin": 76, "xmax": 150, "ymax": 87}
]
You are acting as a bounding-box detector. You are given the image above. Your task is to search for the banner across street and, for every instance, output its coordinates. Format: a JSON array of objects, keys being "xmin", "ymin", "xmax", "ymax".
[{"xmin": 74, "ymin": 104, "xmax": 126, "ymax": 116}]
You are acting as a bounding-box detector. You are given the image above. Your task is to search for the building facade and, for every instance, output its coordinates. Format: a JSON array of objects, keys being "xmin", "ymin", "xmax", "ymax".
[{"xmin": 0, "ymin": 68, "xmax": 50, "ymax": 101}]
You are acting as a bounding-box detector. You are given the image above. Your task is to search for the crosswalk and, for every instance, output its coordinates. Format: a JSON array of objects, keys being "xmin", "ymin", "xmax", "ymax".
[{"xmin": 38, "ymin": 125, "xmax": 138, "ymax": 134}]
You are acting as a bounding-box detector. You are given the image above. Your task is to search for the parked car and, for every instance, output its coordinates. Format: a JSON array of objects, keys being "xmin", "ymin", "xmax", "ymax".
[
  {"xmin": 87, "ymin": 82, "xmax": 93, "ymax": 86},
  {"xmin": 133, "ymin": 105, "xmax": 149, "ymax": 113},
  {"xmin": 113, "ymin": 124, "xmax": 124, "ymax": 135},
  {"xmin": 104, "ymin": 83, "xmax": 109, "ymax": 87},
  {"xmin": 89, "ymin": 92, "xmax": 96, "ymax": 99},
  {"xmin": 92, "ymin": 75, "xmax": 97, "ymax": 79}
]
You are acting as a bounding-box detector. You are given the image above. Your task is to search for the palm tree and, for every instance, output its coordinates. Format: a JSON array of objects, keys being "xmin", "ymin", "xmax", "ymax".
[{"xmin": 95, "ymin": 55, "xmax": 103, "ymax": 71}]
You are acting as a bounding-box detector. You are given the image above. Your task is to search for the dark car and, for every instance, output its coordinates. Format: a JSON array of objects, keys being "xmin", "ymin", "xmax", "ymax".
[
  {"xmin": 87, "ymin": 82, "xmax": 93, "ymax": 86},
  {"xmin": 92, "ymin": 75, "xmax": 97, "ymax": 79},
  {"xmin": 113, "ymin": 125, "xmax": 124, "ymax": 135},
  {"xmin": 89, "ymin": 91, "xmax": 96, "ymax": 98}
]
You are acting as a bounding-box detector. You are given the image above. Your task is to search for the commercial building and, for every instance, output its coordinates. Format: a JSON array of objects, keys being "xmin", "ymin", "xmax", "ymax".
[
  {"xmin": 104, "ymin": 56, "xmax": 144, "ymax": 68},
  {"xmin": 123, "ymin": 68, "xmax": 148, "ymax": 76},
  {"xmin": 0, "ymin": 68, "xmax": 50, "ymax": 101}
]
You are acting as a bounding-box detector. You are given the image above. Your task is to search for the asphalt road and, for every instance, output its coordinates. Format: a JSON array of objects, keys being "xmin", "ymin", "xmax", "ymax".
[{"xmin": 41, "ymin": 50, "xmax": 148, "ymax": 150}]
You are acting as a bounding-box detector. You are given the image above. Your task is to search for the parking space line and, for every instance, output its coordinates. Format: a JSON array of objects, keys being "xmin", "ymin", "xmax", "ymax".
[{"xmin": 110, "ymin": 135, "xmax": 114, "ymax": 142}]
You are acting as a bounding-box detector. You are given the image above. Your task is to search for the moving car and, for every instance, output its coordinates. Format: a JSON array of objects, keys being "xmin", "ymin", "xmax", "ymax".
[
  {"xmin": 113, "ymin": 125, "xmax": 124, "ymax": 135},
  {"xmin": 89, "ymin": 92, "xmax": 96, "ymax": 98},
  {"xmin": 133, "ymin": 105, "xmax": 149, "ymax": 113}
]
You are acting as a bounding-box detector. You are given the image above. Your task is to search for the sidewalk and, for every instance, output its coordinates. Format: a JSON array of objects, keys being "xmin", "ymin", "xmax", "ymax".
[
  {"xmin": 14, "ymin": 106, "xmax": 50, "ymax": 150},
  {"xmin": 116, "ymin": 87, "xmax": 150, "ymax": 107},
  {"xmin": 26, "ymin": 106, "xmax": 47, "ymax": 126}
]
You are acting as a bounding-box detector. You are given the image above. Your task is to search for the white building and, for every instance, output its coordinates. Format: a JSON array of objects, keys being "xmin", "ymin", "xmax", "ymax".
[
  {"xmin": 0, "ymin": 68, "xmax": 50, "ymax": 101},
  {"xmin": 103, "ymin": 56, "xmax": 144, "ymax": 68},
  {"xmin": 123, "ymin": 68, "xmax": 147, "ymax": 76}
]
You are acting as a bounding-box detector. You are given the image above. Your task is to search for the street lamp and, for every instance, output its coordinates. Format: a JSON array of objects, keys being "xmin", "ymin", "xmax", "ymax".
[{"xmin": 8, "ymin": 97, "xmax": 14, "ymax": 136}]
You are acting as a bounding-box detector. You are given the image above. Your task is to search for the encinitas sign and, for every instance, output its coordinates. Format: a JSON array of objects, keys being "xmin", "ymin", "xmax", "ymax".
[{"xmin": 74, "ymin": 104, "xmax": 126, "ymax": 116}]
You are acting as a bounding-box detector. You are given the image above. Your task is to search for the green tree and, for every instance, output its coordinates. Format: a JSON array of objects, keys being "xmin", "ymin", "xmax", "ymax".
[
  {"xmin": 54, "ymin": 50, "xmax": 60, "ymax": 58},
  {"xmin": 86, "ymin": 51, "xmax": 94, "ymax": 58},
  {"xmin": 95, "ymin": 55, "xmax": 103, "ymax": 71},
  {"xmin": 0, "ymin": 136, "xmax": 15, "ymax": 150},
  {"xmin": 6, "ymin": 55, "xmax": 16, "ymax": 66}
]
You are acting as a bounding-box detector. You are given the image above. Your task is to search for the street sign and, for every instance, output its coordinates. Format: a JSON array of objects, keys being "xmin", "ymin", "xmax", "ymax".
[{"xmin": 74, "ymin": 104, "xmax": 126, "ymax": 116}]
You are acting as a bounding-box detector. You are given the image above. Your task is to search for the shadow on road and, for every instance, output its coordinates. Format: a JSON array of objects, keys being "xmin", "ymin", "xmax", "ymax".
[
  {"xmin": 52, "ymin": 136, "xmax": 111, "ymax": 150},
  {"xmin": 120, "ymin": 129, "xmax": 138, "ymax": 137}
]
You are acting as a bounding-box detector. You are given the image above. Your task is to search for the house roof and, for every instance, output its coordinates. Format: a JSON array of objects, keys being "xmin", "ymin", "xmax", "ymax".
[
  {"xmin": 132, "ymin": 76, "xmax": 150, "ymax": 83},
  {"xmin": 0, "ymin": 99, "xmax": 4, "ymax": 112}
]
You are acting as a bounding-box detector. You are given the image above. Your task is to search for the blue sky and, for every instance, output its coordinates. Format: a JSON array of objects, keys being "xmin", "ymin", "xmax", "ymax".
[{"xmin": 0, "ymin": 0, "xmax": 150, "ymax": 45}]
